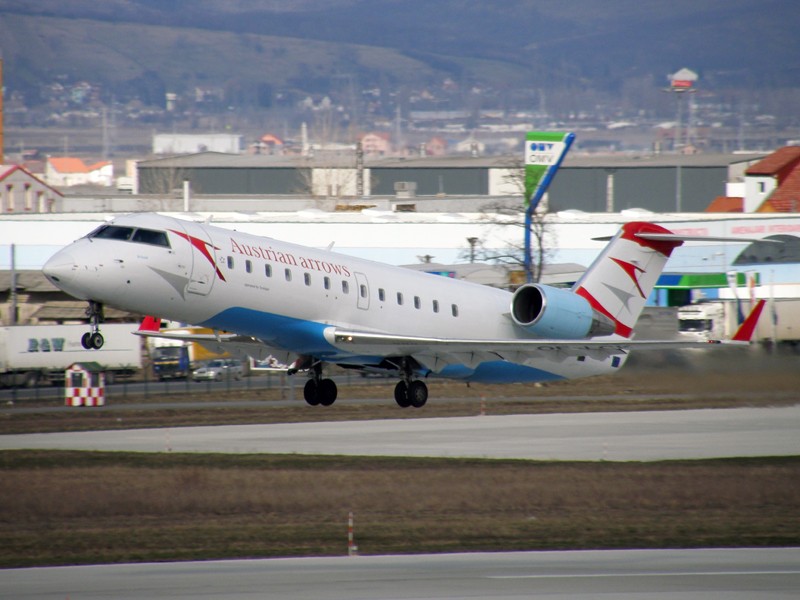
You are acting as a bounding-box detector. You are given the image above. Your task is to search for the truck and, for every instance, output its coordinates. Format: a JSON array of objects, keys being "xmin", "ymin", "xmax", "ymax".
[
  {"xmin": 151, "ymin": 345, "xmax": 191, "ymax": 380},
  {"xmin": 147, "ymin": 325, "xmax": 235, "ymax": 380},
  {"xmin": 0, "ymin": 323, "xmax": 142, "ymax": 387},
  {"xmin": 678, "ymin": 298, "xmax": 800, "ymax": 346}
]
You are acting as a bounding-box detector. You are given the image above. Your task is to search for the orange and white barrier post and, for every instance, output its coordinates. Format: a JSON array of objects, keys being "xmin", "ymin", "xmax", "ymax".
[{"xmin": 348, "ymin": 511, "xmax": 358, "ymax": 556}]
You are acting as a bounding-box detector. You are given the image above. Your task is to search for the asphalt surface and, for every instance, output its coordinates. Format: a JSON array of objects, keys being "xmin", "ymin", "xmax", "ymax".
[
  {"xmin": 2, "ymin": 548, "xmax": 799, "ymax": 599},
  {"xmin": 3, "ymin": 405, "xmax": 799, "ymax": 460}
]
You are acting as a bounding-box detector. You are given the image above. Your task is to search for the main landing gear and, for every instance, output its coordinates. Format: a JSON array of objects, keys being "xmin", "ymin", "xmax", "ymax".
[
  {"xmin": 300, "ymin": 360, "xmax": 338, "ymax": 407},
  {"xmin": 393, "ymin": 359, "xmax": 428, "ymax": 408},
  {"xmin": 81, "ymin": 301, "xmax": 105, "ymax": 350},
  {"xmin": 291, "ymin": 356, "xmax": 428, "ymax": 409}
]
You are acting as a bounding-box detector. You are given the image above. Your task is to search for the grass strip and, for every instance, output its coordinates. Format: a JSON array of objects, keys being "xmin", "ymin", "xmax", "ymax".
[{"xmin": 2, "ymin": 451, "xmax": 799, "ymax": 567}]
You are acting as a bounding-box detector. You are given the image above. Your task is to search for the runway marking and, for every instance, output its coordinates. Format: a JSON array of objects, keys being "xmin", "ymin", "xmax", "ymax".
[{"xmin": 488, "ymin": 570, "xmax": 800, "ymax": 579}]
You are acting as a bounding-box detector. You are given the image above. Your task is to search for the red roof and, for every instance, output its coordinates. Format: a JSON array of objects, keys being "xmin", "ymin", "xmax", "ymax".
[
  {"xmin": 705, "ymin": 196, "xmax": 743, "ymax": 212},
  {"xmin": 745, "ymin": 146, "xmax": 800, "ymax": 179},
  {"xmin": 758, "ymin": 166, "xmax": 800, "ymax": 212},
  {"xmin": 48, "ymin": 157, "xmax": 111, "ymax": 173},
  {"xmin": 0, "ymin": 163, "xmax": 64, "ymax": 195}
]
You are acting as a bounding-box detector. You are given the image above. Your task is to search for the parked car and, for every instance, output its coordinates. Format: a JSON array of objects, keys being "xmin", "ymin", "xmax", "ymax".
[{"xmin": 192, "ymin": 359, "xmax": 243, "ymax": 382}]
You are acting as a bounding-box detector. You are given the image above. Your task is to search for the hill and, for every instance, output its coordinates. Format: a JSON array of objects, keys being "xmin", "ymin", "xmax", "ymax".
[{"xmin": 1, "ymin": 0, "xmax": 799, "ymax": 124}]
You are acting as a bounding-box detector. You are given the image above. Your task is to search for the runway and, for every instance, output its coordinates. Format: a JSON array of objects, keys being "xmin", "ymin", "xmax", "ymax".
[
  {"xmin": 2, "ymin": 548, "xmax": 798, "ymax": 599},
  {"xmin": 2, "ymin": 405, "xmax": 799, "ymax": 460},
  {"xmin": 3, "ymin": 406, "xmax": 799, "ymax": 597}
]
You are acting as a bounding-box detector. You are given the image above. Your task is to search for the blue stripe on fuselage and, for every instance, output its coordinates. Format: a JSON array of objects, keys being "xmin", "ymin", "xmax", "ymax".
[{"xmin": 200, "ymin": 307, "xmax": 337, "ymax": 357}]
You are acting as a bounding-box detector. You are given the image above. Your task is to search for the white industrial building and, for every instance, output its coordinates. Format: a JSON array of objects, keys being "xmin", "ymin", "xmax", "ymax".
[{"xmin": 152, "ymin": 133, "xmax": 244, "ymax": 155}]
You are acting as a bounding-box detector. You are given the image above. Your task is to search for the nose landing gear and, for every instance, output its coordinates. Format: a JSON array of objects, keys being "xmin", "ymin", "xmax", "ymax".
[{"xmin": 81, "ymin": 301, "xmax": 105, "ymax": 349}]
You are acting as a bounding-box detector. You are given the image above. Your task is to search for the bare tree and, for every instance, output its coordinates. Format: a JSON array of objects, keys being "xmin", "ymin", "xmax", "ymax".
[
  {"xmin": 460, "ymin": 159, "xmax": 556, "ymax": 284},
  {"xmin": 139, "ymin": 164, "xmax": 189, "ymax": 195}
]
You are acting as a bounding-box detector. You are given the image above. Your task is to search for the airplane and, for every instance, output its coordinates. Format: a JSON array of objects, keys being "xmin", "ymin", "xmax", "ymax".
[{"xmin": 41, "ymin": 212, "xmax": 766, "ymax": 408}]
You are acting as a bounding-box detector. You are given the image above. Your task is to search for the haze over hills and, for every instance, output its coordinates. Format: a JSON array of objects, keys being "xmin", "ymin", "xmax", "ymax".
[
  {"xmin": 4, "ymin": 0, "xmax": 799, "ymax": 90},
  {"xmin": 1, "ymin": 0, "xmax": 799, "ymax": 153}
]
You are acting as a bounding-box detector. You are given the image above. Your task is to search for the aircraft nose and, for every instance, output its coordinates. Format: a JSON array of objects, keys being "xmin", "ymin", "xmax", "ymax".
[{"xmin": 42, "ymin": 250, "xmax": 77, "ymax": 288}]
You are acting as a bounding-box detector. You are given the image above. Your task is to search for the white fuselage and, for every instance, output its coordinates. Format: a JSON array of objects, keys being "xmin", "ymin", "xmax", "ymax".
[{"xmin": 43, "ymin": 213, "xmax": 626, "ymax": 383}]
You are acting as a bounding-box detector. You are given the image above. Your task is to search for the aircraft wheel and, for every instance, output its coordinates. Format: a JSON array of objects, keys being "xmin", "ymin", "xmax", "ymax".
[
  {"xmin": 318, "ymin": 378, "xmax": 338, "ymax": 406},
  {"xmin": 394, "ymin": 381, "xmax": 411, "ymax": 408},
  {"xmin": 89, "ymin": 332, "xmax": 104, "ymax": 349},
  {"xmin": 304, "ymin": 379, "xmax": 321, "ymax": 406},
  {"xmin": 409, "ymin": 380, "xmax": 428, "ymax": 408},
  {"xmin": 81, "ymin": 332, "xmax": 92, "ymax": 349}
]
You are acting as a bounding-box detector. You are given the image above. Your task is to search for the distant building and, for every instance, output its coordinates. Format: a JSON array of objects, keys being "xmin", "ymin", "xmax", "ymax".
[
  {"xmin": 360, "ymin": 132, "xmax": 392, "ymax": 156},
  {"xmin": 425, "ymin": 137, "xmax": 448, "ymax": 156},
  {"xmin": 135, "ymin": 151, "xmax": 764, "ymax": 212},
  {"xmin": 0, "ymin": 164, "xmax": 63, "ymax": 212},
  {"xmin": 749, "ymin": 146, "xmax": 800, "ymax": 212},
  {"xmin": 454, "ymin": 134, "xmax": 485, "ymax": 156},
  {"xmin": 45, "ymin": 157, "xmax": 114, "ymax": 187},
  {"xmin": 250, "ymin": 133, "xmax": 285, "ymax": 155},
  {"xmin": 153, "ymin": 133, "xmax": 243, "ymax": 155},
  {"xmin": 711, "ymin": 146, "xmax": 800, "ymax": 213}
]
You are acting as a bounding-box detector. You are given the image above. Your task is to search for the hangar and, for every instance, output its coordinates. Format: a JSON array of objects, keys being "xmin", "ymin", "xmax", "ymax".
[{"xmin": 135, "ymin": 152, "xmax": 763, "ymax": 213}]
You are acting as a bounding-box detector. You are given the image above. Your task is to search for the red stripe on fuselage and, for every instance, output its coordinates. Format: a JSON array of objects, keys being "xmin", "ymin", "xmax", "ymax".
[{"xmin": 169, "ymin": 229, "xmax": 227, "ymax": 282}]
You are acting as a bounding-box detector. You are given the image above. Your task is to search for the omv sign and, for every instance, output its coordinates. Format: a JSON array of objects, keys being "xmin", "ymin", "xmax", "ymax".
[{"xmin": 525, "ymin": 141, "xmax": 563, "ymax": 165}]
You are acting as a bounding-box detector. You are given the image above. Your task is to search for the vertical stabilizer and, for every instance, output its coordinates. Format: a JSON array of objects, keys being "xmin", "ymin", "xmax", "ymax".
[
  {"xmin": 732, "ymin": 299, "xmax": 766, "ymax": 342},
  {"xmin": 573, "ymin": 222, "xmax": 683, "ymax": 338}
]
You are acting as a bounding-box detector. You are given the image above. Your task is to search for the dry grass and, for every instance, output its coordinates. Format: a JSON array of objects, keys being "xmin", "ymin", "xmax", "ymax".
[
  {"xmin": 3, "ymin": 367, "xmax": 799, "ymax": 434},
  {"xmin": 1, "ymin": 451, "xmax": 799, "ymax": 567}
]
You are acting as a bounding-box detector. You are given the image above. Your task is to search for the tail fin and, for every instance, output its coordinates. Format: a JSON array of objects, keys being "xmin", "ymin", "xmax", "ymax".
[
  {"xmin": 732, "ymin": 299, "xmax": 766, "ymax": 342},
  {"xmin": 573, "ymin": 222, "xmax": 684, "ymax": 338}
]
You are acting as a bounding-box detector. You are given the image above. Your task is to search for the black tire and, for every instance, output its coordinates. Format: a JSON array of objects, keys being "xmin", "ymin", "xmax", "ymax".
[
  {"xmin": 81, "ymin": 332, "xmax": 92, "ymax": 349},
  {"xmin": 89, "ymin": 332, "xmax": 104, "ymax": 349},
  {"xmin": 304, "ymin": 379, "xmax": 320, "ymax": 406},
  {"xmin": 394, "ymin": 381, "xmax": 411, "ymax": 408},
  {"xmin": 318, "ymin": 378, "xmax": 338, "ymax": 406},
  {"xmin": 409, "ymin": 380, "xmax": 428, "ymax": 408}
]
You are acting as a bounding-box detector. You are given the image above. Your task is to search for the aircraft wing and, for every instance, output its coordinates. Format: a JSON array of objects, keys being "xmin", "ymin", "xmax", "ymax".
[
  {"xmin": 325, "ymin": 327, "xmax": 738, "ymax": 372},
  {"xmin": 134, "ymin": 328, "xmax": 297, "ymax": 364},
  {"xmin": 327, "ymin": 299, "xmax": 763, "ymax": 372}
]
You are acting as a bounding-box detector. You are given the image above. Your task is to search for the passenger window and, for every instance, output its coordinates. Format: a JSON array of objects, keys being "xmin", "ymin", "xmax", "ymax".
[
  {"xmin": 342, "ymin": 281, "xmax": 349, "ymax": 294},
  {"xmin": 265, "ymin": 264, "xmax": 272, "ymax": 277},
  {"xmin": 378, "ymin": 288, "xmax": 385, "ymax": 302},
  {"xmin": 397, "ymin": 292, "xmax": 404, "ymax": 305},
  {"xmin": 304, "ymin": 273, "xmax": 311, "ymax": 286},
  {"xmin": 227, "ymin": 256, "xmax": 234, "ymax": 269},
  {"xmin": 245, "ymin": 260, "xmax": 253, "ymax": 273},
  {"xmin": 285, "ymin": 268, "xmax": 292, "ymax": 282},
  {"xmin": 360, "ymin": 284, "xmax": 367, "ymax": 298},
  {"xmin": 414, "ymin": 296, "xmax": 421, "ymax": 309},
  {"xmin": 451, "ymin": 304, "xmax": 459, "ymax": 317},
  {"xmin": 324, "ymin": 276, "xmax": 331, "ymax": 290},
  {"xmin": 432, "ymin": 300, "xmax": 439, "ymax": 313},
  {"xmin": 131, "ymin": 228, "xmax": 170, "ymax": 247}
]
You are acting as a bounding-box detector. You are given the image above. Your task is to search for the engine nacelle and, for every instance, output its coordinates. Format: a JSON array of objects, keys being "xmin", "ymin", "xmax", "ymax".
[{"xmin": 510, "ymin": 284, "xmax": 616, "ymax": 339}]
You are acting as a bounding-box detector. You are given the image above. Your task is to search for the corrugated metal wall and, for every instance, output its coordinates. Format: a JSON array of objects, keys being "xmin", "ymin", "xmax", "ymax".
[{"xmin": 138, "ymin": 163, "xmax": 725, "ymax": 211}]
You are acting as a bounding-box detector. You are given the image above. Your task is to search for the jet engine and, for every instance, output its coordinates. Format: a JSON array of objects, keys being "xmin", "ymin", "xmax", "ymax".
[{"xmin": 510, "ymin": 284, "xmax": 616, "ymax": 339}]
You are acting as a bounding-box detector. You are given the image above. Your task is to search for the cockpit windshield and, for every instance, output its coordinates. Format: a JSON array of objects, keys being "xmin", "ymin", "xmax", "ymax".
[{"xmin": 89, "ymin": 225, "xmax": 171, "ymax": 248}]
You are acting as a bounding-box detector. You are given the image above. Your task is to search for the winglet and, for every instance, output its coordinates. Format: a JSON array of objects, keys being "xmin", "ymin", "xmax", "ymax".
[
  {"xmin": 732, "ymin": 299, "xmax": 766, "ymax": 342},
  {"xmin": 138, "ymin": 315, "xmax": 162, "ymax": 332}
]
